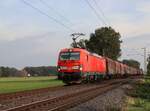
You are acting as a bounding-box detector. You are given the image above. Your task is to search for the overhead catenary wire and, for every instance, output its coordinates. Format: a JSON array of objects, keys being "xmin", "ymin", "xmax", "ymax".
[
  {"xmin": 22, "ymin": 0, "xmax": 74, "ymax": 32},
  {"xmin": 39, "ymin": 0, "xmax": 73, "ymax": 25},
  {"xmin": 93, "ymin": 0, "xmax": 111, "ymax": 27},
  {"xmin": 84, "ymin": 0, "xmax": 108, "ymax": 26},
  {"xmin": 124, "ymin": 48, "xmax": 144, "ymax": 56}
]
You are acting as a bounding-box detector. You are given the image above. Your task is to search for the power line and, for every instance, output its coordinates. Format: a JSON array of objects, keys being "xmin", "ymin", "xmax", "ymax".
[
  {"xmin": 84, "ymin": 0, "xmax": 107, "ymax": 26},
  {"xmin": 22, "ymin": 0, "xmax": 74, "ymax": 32},
  {"xmin": 39, "ymin": 0, "xmax": 73, "ymax": 25},
  {"xmin": 93, "ymin": 0, "xmax": 111, "ymax": 26}
]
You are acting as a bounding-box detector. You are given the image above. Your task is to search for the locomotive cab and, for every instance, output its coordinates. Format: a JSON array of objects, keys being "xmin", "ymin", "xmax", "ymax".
[{"xmin": 57, "ymin": 49, "xmax": 82, "ymax": 84}]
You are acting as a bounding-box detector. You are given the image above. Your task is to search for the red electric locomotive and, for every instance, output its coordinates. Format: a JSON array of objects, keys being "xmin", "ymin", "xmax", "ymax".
[
  {"xmin": 57, "ymin": 48, "xmax": 143, "ymax": 84},
  {"xmin": 57, "ymin": 48, "xmax": 106, "ymax": 84}
]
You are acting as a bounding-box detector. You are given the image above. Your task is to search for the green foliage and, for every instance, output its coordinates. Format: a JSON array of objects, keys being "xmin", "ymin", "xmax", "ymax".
[
  {"xmin": 0, "ymin": 66, "xmax": 57, "ymax": 77},
  {"xmin": 127, "ymin": 78, "xmax": 150, "ymax": 111},
  {"xmin": 0, "ymin": 67, "xmax": 18, "ymax": 77},
  {"xmin": 122, "ymin": 59, "xmax": 140, "ymax": 69},
  {"xmin": 23, "ymin": 66, "xmax": 57, "ymax": 76},
  {"xmin": 147, "ymin": 60, "xmax": 150, "ymax": 76},
  {"xmin": 128, "ymin": 98, "xmax": 150, "ymax": 111},
  {"xmin": 133, "ymin": 98, "xmax": 145, "ymax": 107},
  {"xmin": 87, "ymin": 27, "xmax": 122, "ymax": 60},
  {"xmin": 129, "ymin": 81, "xmax": 150, "ymax": 99},
  {"xmin": 71, "ymin": 27, "xmax": 122, "ymax": 60}
]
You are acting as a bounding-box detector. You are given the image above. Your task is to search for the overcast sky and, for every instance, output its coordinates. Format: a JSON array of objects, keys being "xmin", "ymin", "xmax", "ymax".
[{"xmin": 0, "ymin": 0, "xmax": 150, "ymax": 69}]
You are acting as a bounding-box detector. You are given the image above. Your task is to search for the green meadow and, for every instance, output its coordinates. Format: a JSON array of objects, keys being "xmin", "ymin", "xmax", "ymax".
[{"xmin": 0, "ymin": 76, "xmax": 64, "ymax": 94}]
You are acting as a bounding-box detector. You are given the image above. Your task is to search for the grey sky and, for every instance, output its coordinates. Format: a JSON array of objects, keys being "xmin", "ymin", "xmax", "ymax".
[{"xmin": 0, "ymin": 0, "xmax": 150, "ymax": 69}]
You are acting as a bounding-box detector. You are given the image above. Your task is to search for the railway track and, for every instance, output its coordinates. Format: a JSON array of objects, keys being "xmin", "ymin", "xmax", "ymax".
[
  {"xmin": 0, "ymin": 76, "xmax": 142, "ymax": 103},
  {"xmin": 3, "ymin": 78, "xmax": 131, "ymax": 111},
  {"xmin": 0, "ymin": 84, "xmax": 98, "ymax": 110},
  {"xmin": 0, "ymin": 86, "xmax": 65, "ymax": 101}
]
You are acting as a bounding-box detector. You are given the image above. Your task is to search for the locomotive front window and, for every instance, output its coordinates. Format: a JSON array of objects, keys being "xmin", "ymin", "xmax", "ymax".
[
  {"xmin": 60, "ymin": 52, "xmax": 80, "ymax": 60},
  {"xmin": 60, "ymin": 52, "xmax": 70, "ymax": 60},
  {"xmin": 70, "ymin": 52, "xmax": 80, "ymax": 60}
]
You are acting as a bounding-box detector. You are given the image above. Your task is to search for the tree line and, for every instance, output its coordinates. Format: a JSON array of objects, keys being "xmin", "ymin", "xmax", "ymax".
[
  {"xmin": 0, "ymin": 67, "xmax": 20, "ymax": 77},
  {"xmin": 0, "ymin": 66, "xmax": 57, "ymax": 77}
]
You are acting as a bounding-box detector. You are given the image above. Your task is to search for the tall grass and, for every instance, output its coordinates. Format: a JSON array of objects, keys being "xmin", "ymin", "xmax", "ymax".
[{"xmin": 126, "ymin": 77, "xmax": 150, "ymax": 111}]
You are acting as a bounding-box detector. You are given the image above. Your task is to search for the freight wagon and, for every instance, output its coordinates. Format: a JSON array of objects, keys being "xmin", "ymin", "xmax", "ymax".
[{"xmin": 57, "ymin": 48, "xmax": 143, "ymax": 84}]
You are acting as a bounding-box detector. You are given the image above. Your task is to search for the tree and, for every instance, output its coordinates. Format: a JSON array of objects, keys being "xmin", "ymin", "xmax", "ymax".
[
  {"xmin": 70, "ymin": 27, "xmax": 122, "ymax": 60},
  {"xmin": 147, "ymin": 56, "xmax": 150, "ymax": 75},
  {"xmin": 0, "ymin": 67, "xmax": 9, "ymax": 77},
  {"xmin": 0, "ymin": 67, "xmax": 20, "ymax": 77},
  {"xmin": 122, "ymin": 59, "xmax": 140, "ymax": 69},
  {"xmin": 86, "ymin": 27, "xmax": 122, "ymax": 60}
]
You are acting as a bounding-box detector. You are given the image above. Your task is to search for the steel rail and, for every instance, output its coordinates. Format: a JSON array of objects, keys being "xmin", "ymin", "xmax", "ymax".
[{"xmin": 4, "ymin": 79, "xmax": 129, "ymax": 111}]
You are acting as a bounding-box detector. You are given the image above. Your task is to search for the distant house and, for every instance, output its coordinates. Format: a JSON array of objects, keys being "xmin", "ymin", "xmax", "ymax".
[
  {"xmin": 22, "ymin": 66, "xmax": 57, "ymax": 77},
  {"xmin": 21, "ymin": 69, "xmax": 29, "ymax": 77}
]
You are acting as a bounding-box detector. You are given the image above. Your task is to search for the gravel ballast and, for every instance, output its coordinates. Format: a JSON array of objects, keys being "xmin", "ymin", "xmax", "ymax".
[
  {"xmin": 68, "ymin": 79, "xmax": 142, "ymax": 111},
  {"xmin": 0, "ymin": 83, "xmax": 107, "ymax": 110},
  {"xmin": 68, "ymin": 85, "xmax": 128, "ymax": 111}
]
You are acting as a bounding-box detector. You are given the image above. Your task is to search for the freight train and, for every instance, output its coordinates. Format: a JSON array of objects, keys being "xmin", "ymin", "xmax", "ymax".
[{"xmin": 57, "ymin": 48, "xmax": 143, "ymax": 84}]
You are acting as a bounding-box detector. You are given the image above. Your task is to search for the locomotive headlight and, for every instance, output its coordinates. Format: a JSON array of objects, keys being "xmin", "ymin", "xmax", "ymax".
[
  {"xmin": 57, "ymin": 66, "xmax": 60, "ymax": 71},
  {"xmin": 72, "ymin": 66, "xmax": 80, "ymax": 70},
  {"xmin": 58, "ymin": 68, "xmax": 60, "ymax": 71},
  {"xmin": 80, "ymin": 65, "xmax": 83, "ymax": 71},
  {"xmin": 60, "ymin": 66, "xmax": 67, "ymax": 70}
]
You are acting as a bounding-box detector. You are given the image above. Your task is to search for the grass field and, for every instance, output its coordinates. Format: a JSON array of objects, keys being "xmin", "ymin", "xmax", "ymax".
[
  {"xmin": 127, "ymin": 76, "xmax": 150, "ymax": 111},
  {"xmin": 0, "ymin": 76, "xmax": 64, "ymax": 94}
]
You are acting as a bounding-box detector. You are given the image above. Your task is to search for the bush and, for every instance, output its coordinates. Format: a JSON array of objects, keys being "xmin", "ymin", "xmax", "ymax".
[{"xmin": 133, "ymin": 98, "xmax": 144, "ymax": 107}]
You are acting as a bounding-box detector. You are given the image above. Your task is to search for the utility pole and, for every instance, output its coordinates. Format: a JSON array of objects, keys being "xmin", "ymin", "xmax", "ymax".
[
  {"xmin": 142, "ymin": 47, "xmax": 147, "ymax": 74},
  {"xmin": 71, "ymin": 33, "xmax": 85, "ymax": 48}
]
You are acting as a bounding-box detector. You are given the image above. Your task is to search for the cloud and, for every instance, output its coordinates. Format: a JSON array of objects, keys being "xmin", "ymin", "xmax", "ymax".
[
  {"xmin": 0, "ymin": 31, "xmax": 72, "ymax": 68},
  {"xmin": 111, "ymin": 13, "xmax": 150, "ymax": 39},
  {"xmin": 99, "ymin": 0, "xmax": 150, "ymax": 39},
  {"xmin": 0, "ymin": 24, "xmax": 45, "ymax": 41}
]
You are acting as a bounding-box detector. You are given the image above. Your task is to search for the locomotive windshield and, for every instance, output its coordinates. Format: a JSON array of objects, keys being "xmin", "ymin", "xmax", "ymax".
[{"xmin": 60, "ymin": 52, "xmax": 80, "ymax": 60}]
